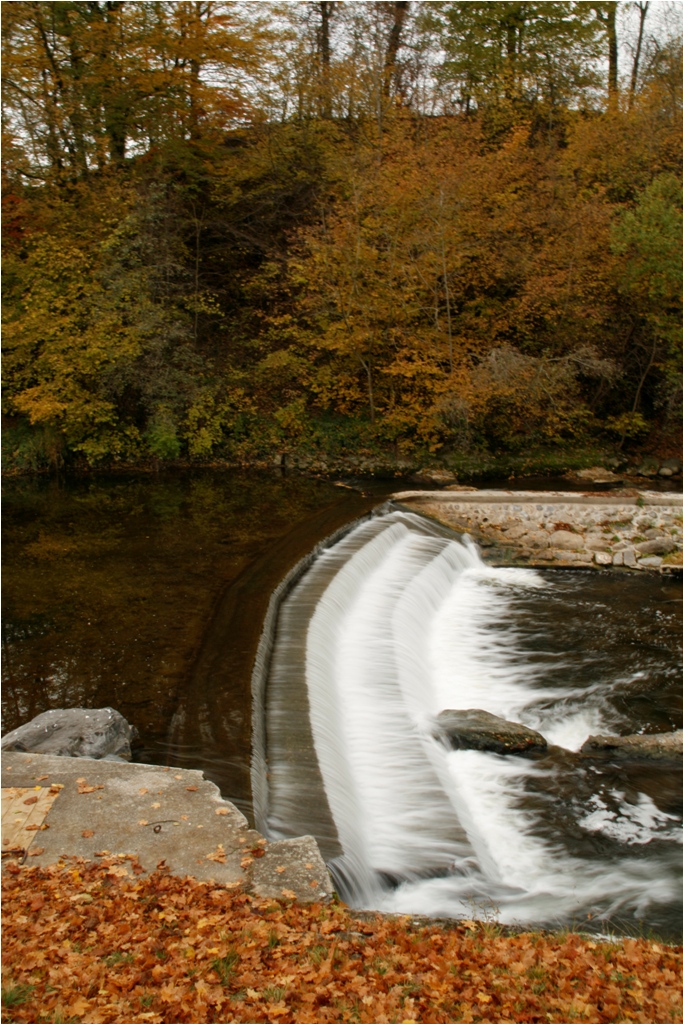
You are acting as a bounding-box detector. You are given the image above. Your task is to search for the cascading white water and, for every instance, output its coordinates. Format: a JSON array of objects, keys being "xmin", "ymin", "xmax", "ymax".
[{"xmin": 264, "ymin": 509, "xmax": 683, "ymax": 931}]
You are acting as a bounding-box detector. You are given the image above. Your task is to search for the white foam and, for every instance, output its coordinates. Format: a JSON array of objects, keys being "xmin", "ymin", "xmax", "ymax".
[
  {"xmin": 579, "ymin": 793, "xmax": 683, "ymax": 846},
  {"xmin": 289, "ymin": 511, "xmax": 683, "ymax": 925}
]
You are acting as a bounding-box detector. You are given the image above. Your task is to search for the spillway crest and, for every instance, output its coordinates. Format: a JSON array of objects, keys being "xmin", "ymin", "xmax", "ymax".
[{"xmin": 257, "ymin": 509, "xmax": 683, "ymax": 934}]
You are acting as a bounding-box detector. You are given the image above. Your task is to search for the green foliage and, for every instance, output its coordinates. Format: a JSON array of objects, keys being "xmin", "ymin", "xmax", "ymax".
[
  {"xmin": 2, "ymin": 982, "xmax": 34, "ymax": 1007},
  {"xmin": 612, "ymin": 174, "xmax": 683, "ymax": 305},
  {"xmin": 428, "ymin": 1, "xmax": 603, "ymax": 126},
  {"xmin": 212, "ymin": 949, "xmax": 240, "ymax": 985},
  {"xmin": 612, "ymin": 173, "xmax": 683, "ymax": 422},
  {"xmin": 145, "ymin": 406, "xmax": 181, "ymax": 460},
  {"xmin": 605, "ymin": 411, "xmax": 649, "ymax": 439}
]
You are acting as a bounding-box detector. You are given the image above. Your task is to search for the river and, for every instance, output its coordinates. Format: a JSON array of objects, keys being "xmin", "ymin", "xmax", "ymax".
[{"xmin": 2, "ymin": 470, "xmax": 682, "ymax": 937}]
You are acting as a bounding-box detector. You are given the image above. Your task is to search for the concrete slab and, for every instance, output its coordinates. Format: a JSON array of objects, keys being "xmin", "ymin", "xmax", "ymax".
[{"xmin": 1, "ymin": 752, "xmax": 332, "ymax": 904}]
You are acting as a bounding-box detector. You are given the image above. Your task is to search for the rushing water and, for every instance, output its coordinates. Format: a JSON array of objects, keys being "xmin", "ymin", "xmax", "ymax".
[{"xmin": 260, "ymin": 509, "xmax": 683, "ymax": 938}]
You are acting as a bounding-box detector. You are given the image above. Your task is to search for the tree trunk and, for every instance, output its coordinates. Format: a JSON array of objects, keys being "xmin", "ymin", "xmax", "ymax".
[
  {"xmin": 360, "ymin": 356, "xmax": 375, "ymax": 424},
  {"xmin": 320, "ymin": 2, "xmax": 331, "ymax": 68},
  {"xmin": 103, "ymin": 2, "xmax": 128, "ymax": 164},
  {"xmin": 596, "ymin": 3, "xmax": 619, "ymax": 104},
  {"xmin": 383, "ymin": 2, "xmax": 409, "ymax": 99},
  {"xmin": 319, "ymin": 2, "xmax": 332, "ymax": 117},
  {"xmin": 629, "ymin": 1, "xmax": 649, "ymax": 107}
]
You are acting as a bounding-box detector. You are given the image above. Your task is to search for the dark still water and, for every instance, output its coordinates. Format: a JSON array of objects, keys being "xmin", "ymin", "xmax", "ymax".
[{"xmin": 1, "ymin": 471, "xmax": 379, "ymax": 817}]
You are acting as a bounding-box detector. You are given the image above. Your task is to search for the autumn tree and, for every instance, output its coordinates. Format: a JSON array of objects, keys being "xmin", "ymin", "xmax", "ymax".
[
  {"xmin": 1, "ymin": 2, "xmax": 263, "ymax": 180},
  {"xmin": 3, "ymin": 1, "xmax": 683, "ymax": 468}
]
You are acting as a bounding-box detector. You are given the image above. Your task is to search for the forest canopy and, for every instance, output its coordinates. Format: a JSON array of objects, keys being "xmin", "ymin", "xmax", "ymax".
[{"xmin": 2, "ymin": 1, "xmax": 682, "ymax": 472}]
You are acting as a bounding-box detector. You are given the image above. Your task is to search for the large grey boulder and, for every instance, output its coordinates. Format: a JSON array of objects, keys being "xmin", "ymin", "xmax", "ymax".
[
  {"xmin": 580, "ymin": 730, "xmax": 683, "ymax": 761},
  {"xmin": 1, "ymin": 707, "xmax": 137, "ymax": 760},
  {"xmin": 434, "ymin": 709, "xmax": 547, "ymax": 755}
]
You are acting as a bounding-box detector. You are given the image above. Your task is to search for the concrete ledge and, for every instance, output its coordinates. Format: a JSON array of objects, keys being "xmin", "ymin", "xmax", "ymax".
[
  {"xmin": 1, "ymin": 752, "xmax": 332, "ymax": 904},
  {"xmin": 393, "ymin": 489, "xmax": 683, "ymax": 507}
]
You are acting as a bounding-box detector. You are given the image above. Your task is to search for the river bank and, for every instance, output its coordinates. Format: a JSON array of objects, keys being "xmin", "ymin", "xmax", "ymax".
[
  {"xmin": 3, "ymin": 430, "xmax": 682, "ymax": 489},
  {"xmin": 394, "ymin": 489, "xmax": 683, "ymax": 573}
]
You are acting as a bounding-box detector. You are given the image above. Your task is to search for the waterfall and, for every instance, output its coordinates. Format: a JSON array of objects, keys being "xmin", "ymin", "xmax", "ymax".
[{"xmin": 258, "ymin": 508, "xmax": 683, "ymax": 932}]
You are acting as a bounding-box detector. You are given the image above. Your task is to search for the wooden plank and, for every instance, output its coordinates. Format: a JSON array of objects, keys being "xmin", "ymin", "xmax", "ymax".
[{"xmin": 1, "ymin": 786, "xmax": 60, "ymax": 854}]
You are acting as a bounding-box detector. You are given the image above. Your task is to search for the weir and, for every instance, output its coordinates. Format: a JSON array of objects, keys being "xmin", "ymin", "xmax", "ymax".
[{"xmin": 253, "ymin": 507, "xmax": 683, "ymax": 932}]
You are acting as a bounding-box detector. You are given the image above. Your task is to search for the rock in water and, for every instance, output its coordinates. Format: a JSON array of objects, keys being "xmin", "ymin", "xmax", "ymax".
[
  {"xmin": 580, "ymin": 730, "xmax": 683, "ymax": 761},
  {"xmin": 574, "ymin": 467, "xmax": 622, "ymax": 484},
  {"xmin": 1, "ymin": 707, "xmax": 137, "ymax": 760},
  {"xmin": 659, "ymin": 458, "xmax": 681, "ymax": 477},
  {"xmin": 411, "ymin": 469, "xmax": 458, "ymax": 485},
  {"xmin": 434, "ymin": 709, "xmax": 547, "ymax": 755}
]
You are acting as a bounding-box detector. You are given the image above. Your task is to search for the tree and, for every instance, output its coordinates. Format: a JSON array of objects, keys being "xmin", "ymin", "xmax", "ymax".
[
  {"xmin": 611, "ymin": 173, "xmax": 683, "ymax": 424},
  {"xmin": 430, "ymin": 2, "xmax": 602, "ymax": 117},
  {"xmin": 629, "ymin": 0, "xmax": 649, "ymax": 105},
  {"xmin": 1, "ymin": 2, "xmax": 263, "ymax": 180},
  {"xmin": 594, "ymin": 2, "xmax": 619, "ymax": 103}
]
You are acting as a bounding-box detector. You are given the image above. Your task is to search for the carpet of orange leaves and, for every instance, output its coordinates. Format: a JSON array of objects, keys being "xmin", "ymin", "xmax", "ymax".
[{"xmin": 2, "ymin": 856, "xmax": 681, "ymax": 1024}]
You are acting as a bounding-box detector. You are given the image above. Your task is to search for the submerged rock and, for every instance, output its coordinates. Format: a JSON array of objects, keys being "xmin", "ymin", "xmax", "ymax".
[
  {"xmin": 580, "ymin": 730, "xmax": 683, "ymax": 760},
  {"xmin": 573, "ymin": 467, "xmax": 622, "ymax": 484},
  {"xmin": 1, "ymin": 707, "xmax": 137, "ymax": 760},
  {"xmin": 434, "ymin": 709, "xmax": 547, "ymax": 755},
  {"xmin": 659, "ymin": 458, "xmax": 681, "ymax": 477},
  {"xmin": 411, "ymin": 469, "xmax": 458, "ymax": 485}
]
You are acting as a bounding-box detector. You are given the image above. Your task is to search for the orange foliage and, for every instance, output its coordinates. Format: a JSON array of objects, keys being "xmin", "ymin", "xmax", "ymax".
[{"xmin": 2, "ymin": 857, "xmax": 682, "ymax": 1024}]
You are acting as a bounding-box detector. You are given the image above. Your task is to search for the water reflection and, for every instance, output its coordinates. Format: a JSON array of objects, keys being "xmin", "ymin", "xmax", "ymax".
[{"xmin": 2, "ymin": 470, "xmax": 378, "ymax": 816}]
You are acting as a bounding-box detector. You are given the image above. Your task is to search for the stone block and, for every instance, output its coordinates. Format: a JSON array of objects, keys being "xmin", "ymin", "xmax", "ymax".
[
  {"xmin": 635, "ymin": 537, "xmax": 675, "ymax": 556},
  {"xmin": 585, "ymin": 536, "xmax": 611, "ymax": 551},
  {"xmin": 501, "ymin": 524, "xmax": 528, "ymax": 540},
  {"xmin": 249, "ymin": 835, "xmax": 333, "ymax": 904},
  {"xmin": 524, "ymin": 531, "xmax": 551, "ymax": 549},
  {"xmin": 550, "ymin": 530, "xmax": 585, "ymax": 551}
]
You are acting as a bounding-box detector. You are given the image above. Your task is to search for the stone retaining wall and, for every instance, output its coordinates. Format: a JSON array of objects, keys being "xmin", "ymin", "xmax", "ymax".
[{"xmin": 393, "ymin": 490, "xmax": 683, "ymax": 571}]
